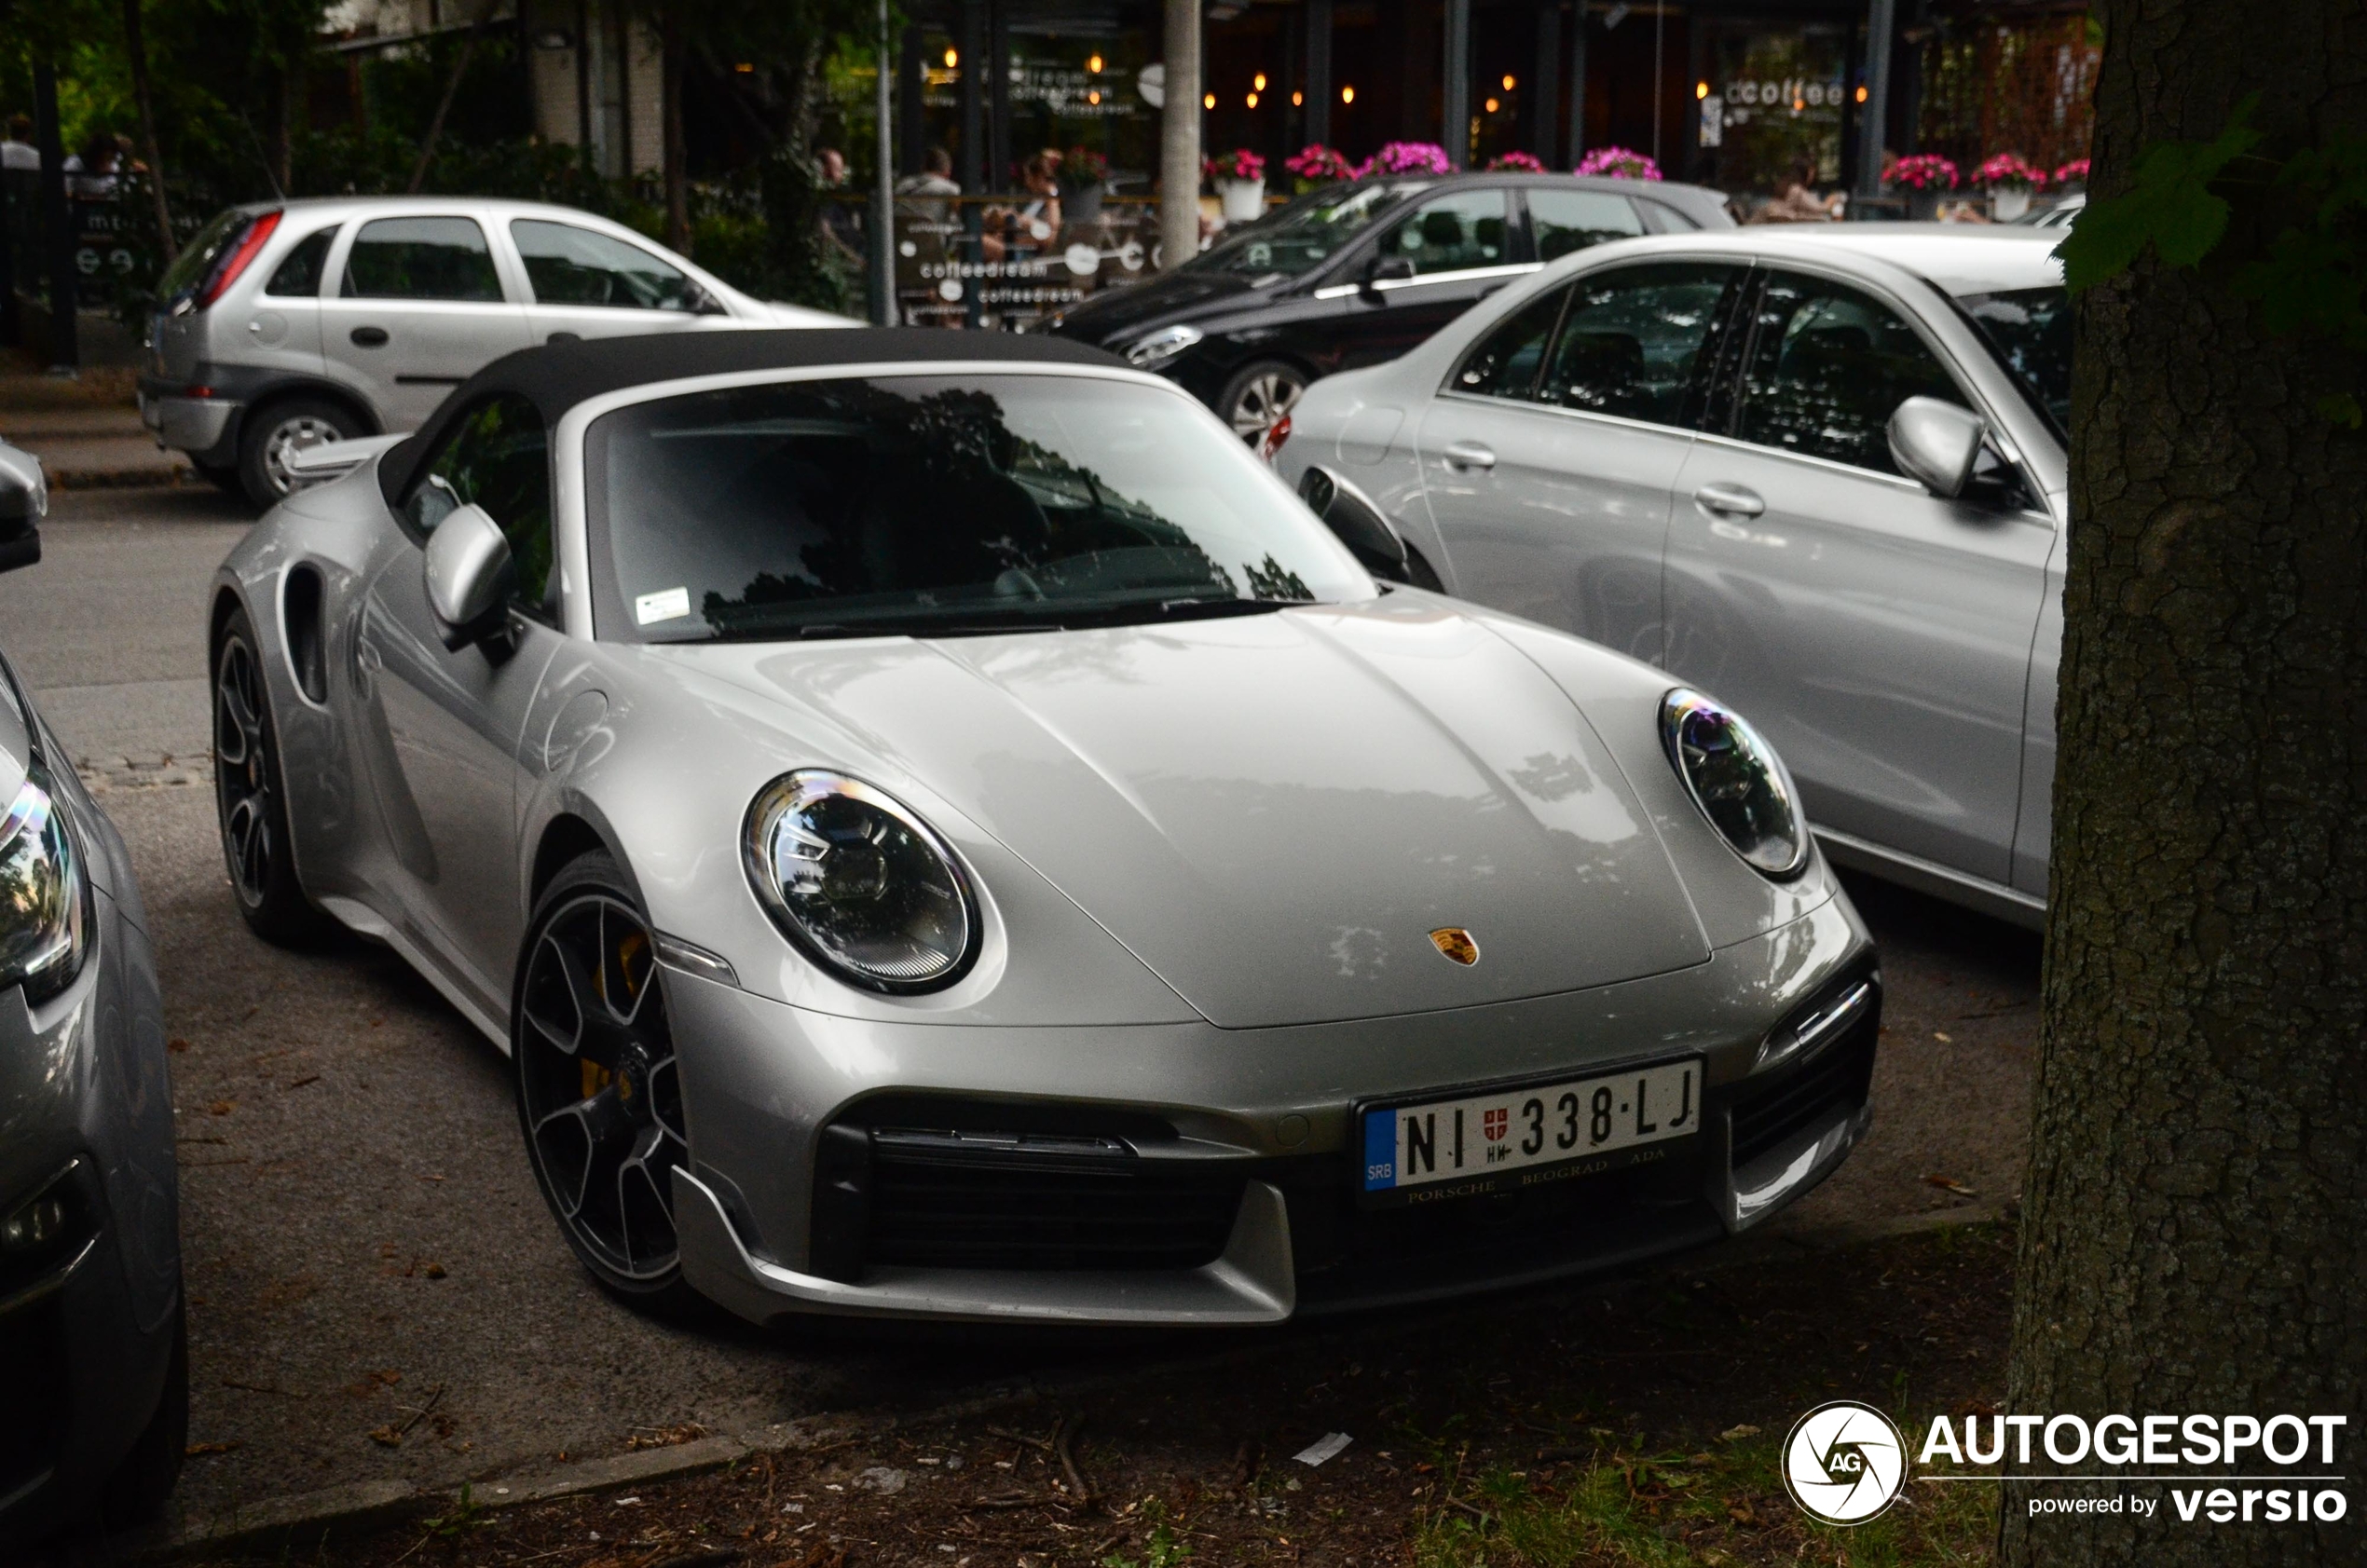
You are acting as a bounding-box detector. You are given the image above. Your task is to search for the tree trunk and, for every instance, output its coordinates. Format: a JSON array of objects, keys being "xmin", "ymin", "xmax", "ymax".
[
  {"xmin": 2001, "ymin": 3, "xmax": 2367, "ymax": 1564},
  {"xmin": 757, "ymin": 29, "xmax": 846, "ymax": 313},
  {"xmin": 662, "ymin": 6, "xmax": 689, "ymax": 254},
  {"xmin": 407, "ymin": 0, "xmax": 499, "ymax": 195},
  {"xmin": 1158, "ymin": 0, "xmax": 1200, "ymax": 271},
  {"xmin": 276, "ymin": 57, "xmax": 300, "ymax": 197},
  {"xmin": 118, "ymin": 0, "xmax": 175, "ymax": 261}
]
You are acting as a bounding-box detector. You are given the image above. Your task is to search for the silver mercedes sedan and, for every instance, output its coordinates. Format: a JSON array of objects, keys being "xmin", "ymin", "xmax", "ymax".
[
  {"xmin": 210, "ymin": 329, "xmax": 1878, "ymax": 1326},
  {"xmin": 1275, "ymin": 226, "xmax": 2070, "ymax": 929}
]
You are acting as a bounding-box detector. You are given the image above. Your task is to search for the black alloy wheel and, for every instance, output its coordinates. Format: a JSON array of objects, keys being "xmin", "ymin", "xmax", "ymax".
[
  {"xmin": 212, "ymin": 607, "xmax": 318, "ymax": 942},
  {"xmin": 513, "ymin": 853, "xmax": 698, "ymax": 1311}
]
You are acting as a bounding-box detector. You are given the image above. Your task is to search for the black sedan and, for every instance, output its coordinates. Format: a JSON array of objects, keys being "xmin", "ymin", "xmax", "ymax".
[{"xmin": 1045, "ymin": 172, "xmax": 1734, "ymax": 441}]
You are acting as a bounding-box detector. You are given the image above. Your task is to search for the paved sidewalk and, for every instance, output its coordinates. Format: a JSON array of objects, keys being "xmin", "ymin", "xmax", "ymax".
[{"xmin": 0, "ymin": 353, "xmax": 195, "ymax": 488}]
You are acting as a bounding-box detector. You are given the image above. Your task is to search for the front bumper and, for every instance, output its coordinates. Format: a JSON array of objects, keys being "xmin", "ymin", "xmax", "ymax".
[{"xmin": 675, "ymin": 894, "xmax": 1875, "ymax": 1327}]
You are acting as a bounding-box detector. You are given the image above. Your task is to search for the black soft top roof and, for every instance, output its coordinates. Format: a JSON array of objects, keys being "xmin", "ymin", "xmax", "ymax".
[{"xmin": 378, "ymin": 326, "xmax": 1128, "ymax": 503}]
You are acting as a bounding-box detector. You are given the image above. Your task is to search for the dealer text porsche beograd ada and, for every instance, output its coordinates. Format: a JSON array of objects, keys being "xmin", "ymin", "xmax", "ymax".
[{"xmin": 208, "ymin": 329, "xmax": 1881, "ymax": 1325}]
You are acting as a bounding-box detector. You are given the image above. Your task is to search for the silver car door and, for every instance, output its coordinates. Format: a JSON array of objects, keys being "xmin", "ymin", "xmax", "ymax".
[
  {"xmin": 506, "ymin": 217, "xmax": 719, "ymax": 345},
  {"xmin": 319, "ymin": 214, "xmax": 531, "ymax": 430},
  {"xmin": 355, "ymin": 393, "xmax": 562, "ymax": 1011},
  {"xmin": 1662, "ymin": 266, "xmax": 2054, "ymax": 885},
  {"xmin": 245, "ymin": 221, "xmax": 337, "ymax": 376},
  {"xmin": 1417, "ymin": 260, "xmax": 1746, "ymax": 661},
  {"xmin": 2012, "ymin": 525, "xmax": 2065, "ymax": 898}
]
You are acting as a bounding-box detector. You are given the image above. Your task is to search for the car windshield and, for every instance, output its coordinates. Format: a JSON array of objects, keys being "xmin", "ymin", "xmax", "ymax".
[
  {"xmin": 1194, "ymin": 183, "xmax": 1426, "ymax": 280},
  {"xmin": 1956, "ymin": 286, "xmax": 2072, "ymax": 440},
  {"xmin": 586, "ymin": 373, "xmax": 1371, "ymax": 643}
]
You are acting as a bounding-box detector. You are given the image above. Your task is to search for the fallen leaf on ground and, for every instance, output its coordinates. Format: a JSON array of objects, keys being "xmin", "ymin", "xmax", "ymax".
[
  {"xmin": 1718, "ymin": 1424, "xmax": 1760, "ymax": 1441},
  {"xmin": 1923, "ymin": 1175, "xmax": 1978, "ymax": 1196},
  {"xmin": 168, "ymin": 1037, "xmax": 191, "ymax": 1053},
  {"xmin": 185, "ymin": 1440, "xmax": 239, "ymax": 1456},
  {"xmin": 368, "ymin": 1425, "xmax": 403, "ymax": 1447},
  {"xmin": 208, "ymin": 1100, "xmax": 235, "ymax": 1115}
]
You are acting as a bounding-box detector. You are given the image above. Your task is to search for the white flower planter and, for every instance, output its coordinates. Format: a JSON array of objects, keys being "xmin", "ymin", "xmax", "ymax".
[
  {"xmin": 1219, "ymin": 177, "xmax": 1266, "ymax": 223},
  {"xmin": 1990, "ymin": 187, "xmax": 2032, "ymax": 221}
]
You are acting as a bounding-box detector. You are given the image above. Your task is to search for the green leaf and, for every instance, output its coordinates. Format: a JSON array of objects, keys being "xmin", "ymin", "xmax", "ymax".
[
  {"xmin": 2058, "ymin": 94, "xmax": 2264, "ymax": 293},
  {"xmin": 2318, "ymin": 392, "xmax": 2364, "ymax": 429}
]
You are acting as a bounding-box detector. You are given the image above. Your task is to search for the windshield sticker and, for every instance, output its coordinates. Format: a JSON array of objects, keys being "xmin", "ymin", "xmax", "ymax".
[{"xmin": 635, "ymin": 586, "xmax": 691, "ymax": 625}]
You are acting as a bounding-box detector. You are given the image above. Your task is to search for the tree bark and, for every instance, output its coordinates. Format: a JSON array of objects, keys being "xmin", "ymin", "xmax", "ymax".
[
  {"xmin": 2001, "ymin": 4, "xmax": 2367, "ymax": 1565},
  {"xmin": 1158, "ymin": 0, "xmax": 1199, "ymax": 271},
  {"xmin": 118, "ymin": 0, "xmax": 175, "ymax": 261},
  {"xmin": 407, "ymin": 0, "xmax": 500, "ymax": 195},
  {"xmin": 662, "ymin": 6, "xmax": 690, "ymax": 253}
]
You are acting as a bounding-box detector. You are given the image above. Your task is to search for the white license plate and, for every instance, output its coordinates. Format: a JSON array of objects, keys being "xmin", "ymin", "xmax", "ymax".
[{"xmin": 1361, "ymin": 1057, "xmax": 1703, "ymax": 1204}]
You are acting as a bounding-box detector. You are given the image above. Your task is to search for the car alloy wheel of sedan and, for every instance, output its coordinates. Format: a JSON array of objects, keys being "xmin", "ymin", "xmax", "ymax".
[
  {"xmin": 1224, "ymin": 361, "xmax": 1307, "ymax": 444},
  {"xmin": 514, "ymin": 857, "xmax": 693, "ymax": 1303}
]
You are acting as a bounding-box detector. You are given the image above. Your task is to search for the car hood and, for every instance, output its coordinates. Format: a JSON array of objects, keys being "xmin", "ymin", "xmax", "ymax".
[
  {"xmin": 1050, "ymin": 269, "xmax": 1272, "ymax": 348},
  {"xmin": 662, "ymin": 599, "xmax": 1711, "ymax": 1029}
]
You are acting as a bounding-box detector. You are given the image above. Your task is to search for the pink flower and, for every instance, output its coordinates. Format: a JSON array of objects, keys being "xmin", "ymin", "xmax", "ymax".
[
  {"xmin": 1210, "ymin": 148, "xmax": 1266, "ymax": 183},
  {"xmin": 1486, "ymin": 150, "xmax": 1547, "ymax": 173},
  {"xmin": 2053, "ymin": 157, "xmax": 2090, "ymax": 186},
  {"xmin": 1574, "ymin": 146, "xmax": 1662, "ymax": 181},
  {"xmin": 1890, "ymin": 154, "xmax": 1961, "ymax": 191},
  {"xmin": 1285, "ymin": 144, "xmax": 1357, "ymax": 183},
  {"xmin": 1973, "ymin": 153, "xmax": 2045, "ymax": 190},
  {"xmin": 1361, "ymin": 142, "xmax": 1456, "ymax": 177}
]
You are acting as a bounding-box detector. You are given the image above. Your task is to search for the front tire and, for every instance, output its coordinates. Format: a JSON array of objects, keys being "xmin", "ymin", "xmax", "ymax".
[
  {"xmin": 1218, "ymin": 359, "xmax": 1308, "ymax": 445},
  {"xmin": 100, "ymin": 1299, "xmax": 187, "ymax": 1527},
  {"xmin": 237, "ymin": 396, "xmax": 362, "ymax": 510},
  {"xmin": 513, "ymin": 852, "xmax": 702, "ymax": 1316},
  {"xmin": 212, "ymin": 608, "xmax": 322, "ymax": 944}
]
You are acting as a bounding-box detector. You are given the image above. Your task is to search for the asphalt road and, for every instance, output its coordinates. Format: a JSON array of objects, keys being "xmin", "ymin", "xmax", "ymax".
[{"xmin": 1, "ymin": 486, "xmax": 2043, "ymax": 1531}]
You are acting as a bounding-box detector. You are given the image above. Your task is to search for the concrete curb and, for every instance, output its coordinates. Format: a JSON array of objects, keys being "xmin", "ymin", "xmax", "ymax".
[
  {"xmin": 44, "ymin": 466, "xmax": 196, "ymax": 491},
  {"xmin": 110, "ymin": 1203, "xmax": 2013, "ymax": 1562}
]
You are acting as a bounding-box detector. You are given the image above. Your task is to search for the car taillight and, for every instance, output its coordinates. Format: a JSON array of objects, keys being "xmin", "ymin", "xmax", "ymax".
[
  {"xmin": 1259, "ymin": 413, "xmax": 1292, "ymax": 465},
  {"xmin": 194, "ymin": 211, "xmax": 281, "ymax": 311}
]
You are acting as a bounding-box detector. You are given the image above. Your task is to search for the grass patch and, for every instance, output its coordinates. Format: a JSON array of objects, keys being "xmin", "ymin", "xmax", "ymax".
[{"xmin": 1411, "ymin": 1430, "xmax": 1997, "ymax": 1567}]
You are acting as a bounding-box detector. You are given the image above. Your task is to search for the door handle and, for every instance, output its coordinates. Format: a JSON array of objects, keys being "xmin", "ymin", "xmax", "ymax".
[
  {"xmin": 547, "ymin": 331, "xmax": 582, "ymax": 344},
  {"xmin": 356, "ymin": 637, "xmax": 382, "ymax": 675},
  {"xmin": 349, "ymin": 326, "xmax": 390, "ymax": 348},
  {"xmin": 1443, "ymin": 440, "xmax": 1498, "ymax": 471},
  {"xmin": 1692, "ymin": 483, "xmax": 1765, "ymax": 518}
]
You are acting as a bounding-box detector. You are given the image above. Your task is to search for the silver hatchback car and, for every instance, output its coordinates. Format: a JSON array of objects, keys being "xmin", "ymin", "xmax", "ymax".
[
  {"xmin": 141, "ymin": 196, "xmax": 849, "ymax": 507},
  {"xmin": 1277, "ymin": 226, "xmax": 2071, "ymax": 928}
]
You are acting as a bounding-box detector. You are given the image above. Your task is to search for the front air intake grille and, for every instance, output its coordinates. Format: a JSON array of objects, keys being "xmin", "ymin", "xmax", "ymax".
[
  {"xmin": 1730, "ymin": 1016, "xmax": 1877, "ymax": 1169},
  {"xmin": 807, "ymin": 1102, "xmax": 1248, "ymax": 1279},
  {"xmin": 867, "ymin": 1133, "xmax": 1244, "ymax": 1271}
]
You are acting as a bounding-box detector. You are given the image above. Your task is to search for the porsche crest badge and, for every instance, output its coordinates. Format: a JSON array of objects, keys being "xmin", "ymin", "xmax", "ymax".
[{"xmin": 1429, "ymin": 927, "xmax": 1480, "ymax": 966}]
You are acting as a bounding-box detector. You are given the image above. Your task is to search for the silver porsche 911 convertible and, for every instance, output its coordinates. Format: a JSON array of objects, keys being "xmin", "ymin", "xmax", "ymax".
[{"xmin": 209, "ymin": 329, "xmax": 1880, "ymax": 1326}]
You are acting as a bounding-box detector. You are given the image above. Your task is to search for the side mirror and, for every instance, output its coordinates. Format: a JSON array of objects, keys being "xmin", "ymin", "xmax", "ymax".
[
  {"xmin": 1299, "ymin": 464, "xmax": 1421, "ymax": 584},
  {"xmin": 422, "ymin": 503, "xmax": 516, "ymax": 652},
  {"xmin": 1365, "ymin": 254, "xmax": 1416, "ymax": 290},
  {"xmin": 1887, "ymin": 397, "xmax": 1985, "ymax": 499},
  {"xmin": 0, "ymin": 443, "xmax": 47, "ymax": 574}
]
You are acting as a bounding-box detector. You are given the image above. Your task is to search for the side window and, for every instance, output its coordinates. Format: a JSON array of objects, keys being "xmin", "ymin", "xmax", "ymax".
[
  {"xmin": 403, "ymin": 395, "xmax": 555, "ymax": 619},
  {"xmin": 1374, "ymin": 189, "xmax": 1510, "ymax": 276},
  {"xmin": 263, "ymin": 227, "xmax": 338, "ymax": 297},
  {"xmin": 1737, "ymin": 270, "xmax": 1967, "ymax": 474},
  {"xmin": 342, "ymin": 216, "xmax": 504, "ymax": 302},
  {"xmin": 1537, "ymin": 262, "xmax": 1740, "ymax": 429},
  {"xmin": 511, "ymin": 220, "xmax": 701, "ymax": 311},
  {"xmin": 1526, "ymin": 190, "xmax": 1644, "ymax": 264},
  {"xmin": 1452, "ymin": 286, "xmax": 1567, "ymax": 401}
]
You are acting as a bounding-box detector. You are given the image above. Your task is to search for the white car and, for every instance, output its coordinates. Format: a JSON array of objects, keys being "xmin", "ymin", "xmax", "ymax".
[
  {"xmin": 140, "ymin": 196, "xmax": 850, "ymax": 506},
  {"xmin": 1275, "ymin": 225, "xmax": 2071, "ymax": 928}
]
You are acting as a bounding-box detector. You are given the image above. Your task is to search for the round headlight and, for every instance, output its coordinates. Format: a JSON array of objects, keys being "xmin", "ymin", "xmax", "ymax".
[
  {"xmin": 1660, "ymin": 689, "xmax": 1809, "ymax": 879},
  {"xmin": 743, "ymin": 770, "xmax": 978, "ymax": 992}
]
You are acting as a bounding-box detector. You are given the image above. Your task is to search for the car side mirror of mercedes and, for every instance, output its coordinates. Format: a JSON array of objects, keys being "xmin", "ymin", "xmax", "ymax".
[
  {"xmin": 422, "ymin": 502, "xmax": 518, "ymax": 654},
  {"xmin": 1298, "ymin": 463, "xmax": 1417, "ymax": 583},
  {"xmin": 1887, "ymin": 396, "xmax": 1985, "ymax": 499},
  {"xmin": 1365, "ymin": 254, "xmax": 1416, "ymax": 290},
  {"xmin": 0, "ymin": 442, "xmax": 47, "ymax": 574}
]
